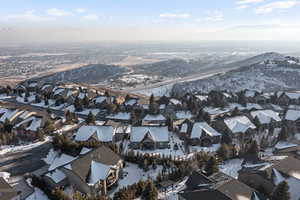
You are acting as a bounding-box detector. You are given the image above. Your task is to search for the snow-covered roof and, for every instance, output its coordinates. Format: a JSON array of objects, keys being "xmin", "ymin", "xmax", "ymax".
[
  {"xmin": 275, "ymin": 142, "xmax": 298, "ymax": 150},
  {"xmin": 16, "ymin": 116, "xmax": 42, "ymax": 131},
  {"xmin": 74, "ymin": 125, "xmax": 115, "ymax": 142},
  {"xmin": 29, "ymin": 82, "xmax": 37, "ymax": 87},
  {"xmin": 180, "ymin": 123, "xmax": 188, "ymax": 133},
  {"xmin": 250, "ymin": 110, "xmax": 281, "ymax": 124},
  {"xmin": 285, "ymin": 110, "xmax": 300, "ymax": 121},
  {"xmin": 78, "ymin": 92, "xmax": 86, "ymax": 99},
  {"xmin": 245, "ymin": 90, "xmax": 256, "ymax": 98},
  {"xmin": 272, "ymin": 168, "xmax": 285, "ymax": 185},
  {"xmin": 143, "ymin": 114, "xmax": 166, "ymax": 121},
  {"xmin": 88, "ymin": 161, "xmax": 112, "ymax": 185},
  {"xmin": 204, "ymin": 107, "xmax": 230, "ymax": 115},
  {"xmin": 115, "ymin": 125, "xmax": 131, "ymax": 134},
  {"xmin": 106, "ymin": 112, "xmax": 130, "ymax": 120},
  {"xmin": 224, "ymin": 116, "xmax": 256, "ymax": 134},
  {"xmin": 285, "ymin": 92, "xmax": 300, "ymax": 100},
  {"xmin": 130, "ymin": 126, "xmax": 169, "ymax": 142},
  {"xmin": 169, "ymin": 98, "xmax": 182, "ymax": 105},
  {"xmin": 45, "ymin": 169, "xmax": 66, "ymax": 183},
  {"xmin": 159, "ymin": 104, "xmax": 166, "ymax": 110},
  {"xmin": 175, "ymin": 111, "xmax": 193, "ymax": 120},
  {"xmin": 80, "ymin": 147, "xmax": 92, "ymax": 155},
  {"xmin": 125, "ymin": 99, "xmax": 137, "ymax": 106},
  {"xmin": 41, "ymin": 84, "xmax": 52, "ymax": 90},
  {"xmin": 54, "ymin": 88, "xmax": 65, "ymax": 96},
  {"xmin": 246, "ymin": 103, "xmax": 263, "ymax": 110},
  {"xmin": 195, "ymin": 95, "xmax": 208, "ymax": 101},
  {"xmin": 190, "ymin": 122, "xmax": 221, "ymax": 139},
  {"xmin": 48, "ymin": 154, "xmax": 77, "ymax": 171},
  {"xmin": 0, "ymin": 109, "xmax": 22, "ymax": 123},
  {"xmin": 93, "ymin": 96, "xmax": 107, "ymax": 104},
  {"xmin": 270, "ymin": 104, "xmax": 283, "ymax": 111},
  {"xmin": 18, "ymin": 111, "xmax": 35, "ymax": 119}
]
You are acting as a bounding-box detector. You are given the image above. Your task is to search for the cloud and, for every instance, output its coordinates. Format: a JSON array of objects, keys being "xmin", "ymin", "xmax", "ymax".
[
  {"xmin": 205, "ymin": 10, "xmax": 224, "ymax": 21},
  {"xmin": 159, "ymin": 13, "xmax": 191, "ymax": 19},
  {"xmin": 2, "ymin": 10, "xmax": 54, "ymax": 22},
  {"xmin": 47, "ymin": 8, "xmax": 71, "ymax": 16},
  {"xmin": 236, "ymin": 0, "xmax": 265, "ymax": 5},
  {"xmin": 235, "ymin": 5, "xmax": 249, "ymax": 9},
  {"xmin": 255, "ymin": 0, "xmax": 299, "ymax": 14},
  {"xmin": 82, "ymin": 14, "xmax": 99, "ymax": 21},
  {"xmin": 74, "ymin": 8, "xmax": 86, "ymax": 13}
]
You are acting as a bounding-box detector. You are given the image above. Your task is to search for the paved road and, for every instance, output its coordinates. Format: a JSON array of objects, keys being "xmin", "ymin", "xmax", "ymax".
[
  {"xmin": 118, "ymin": 67, "xmax": 235, "ymax": 93},
  {"xmin": 0, "ymin": 142, "xmax": 52, "ymax": 176},
  {"xmin": 1, "ymin": 97, "xmax": 107, "ymax": 121}
]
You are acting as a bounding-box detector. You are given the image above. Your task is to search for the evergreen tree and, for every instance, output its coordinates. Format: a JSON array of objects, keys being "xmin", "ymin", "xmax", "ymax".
[
  {"xmin": 217, "ymin": 144, "xmax": 231, "ymax": 161},
  {"xmin": 3, "ymin": 118, "xmax": 13, "ymax": 133},
  {"xmin": 74, "ymin": 96, "xmax": 83, "ymax": 112},
  {"xmin": 36, "ymin": 128, "xmax": 44, "ymax": 141},
  {"xmin": 143, "ymin": 179, "xmax": 158, "ymax": 200},
  {"xmin": 83, "ymin": 95, "xmax": 90, "ymax": 107},
  {"xmin": 221, "ymin": 130, "xmax": 232, "ymax": 144},
  {"xmin": 204, "ymin": 156, "xmax": 219, "ymax": 176},
  {"xmin": 246, "ymin": 140, "xmax": 259, "ymax": 160},
  {"xmin": 43, "ymin": 120, "xmax": 55, "ymax": 134},
  {"xmin": 278, "ymin": 126, "xmax": 289, "ymax": 141},
  {"xmin": 271, "ymin": 181, "xmax": 290, "ymax": 200},
  {"xmin": 86, "ymin": 111, "xmax": 96, "ymax": 124},
  {"xmin": 203, "ymin": 112, "xmax": 211, "ymax": 124}
]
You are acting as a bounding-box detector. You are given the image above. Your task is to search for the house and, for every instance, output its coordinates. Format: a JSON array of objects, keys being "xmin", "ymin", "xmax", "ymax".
[
  {"xmin": 14, "ymin": 115, "xmax": 44, "ymax": 136},
  {"xmin": 175, "ymin": 111, "xmax": 193, "ymax": 120},
  {"xmin": 179, "ymin": 171, "xmax": 262, "ymax": 200},
  {"xmin": 130, "ymin": 126, "xmax": 169, "ymax": 149},
  {"xmin": 0, "ymin": 108, "xmax": 24, "ymax": 124},
  {"xmin": 74, "ymin": 125, "xmax": 115, "ymax": 143},
  {"xmin": 106, "ymin": 112, "xmax": 131, "ymax": 122},
  {"xmin": 0, "ymin": 177, "xmax": 20, "ymax": 200},
  {"xmin": 143, "ymin": 114, "xmax": 166, "ymax": 125},
  {"xmin": 92, "ymin": 95, "xmax": 114, "ymax": 108},
  {"xmin": 250, "ymin": 110, "xmax": 281, "ymax": 130},
  {"xmin": 244, "ymin": 90, "xmax": 258, "ymax": 103},
  {"xmin": 203, "ymin": 107, "xmax": 231, "ymax": 120},
  {"xmin": 284, "ymin": 110, "xmax": 300, "ymax": 132},
  {"xmin": 239, "ymin": 156, "xmax": 300, "ymax": 200},
  {"xmin": 187, "ymin": 122, "xmax": 221, "ymax": 147},
  {"xmin": 124, "ymin": 97, "xmax": 138, "ymax": 107},
  {"xmin": 215, "ymin": 115, "xmax": 256, "ymax": 143},
  {"xmin": 44, "ymin": 146, "xmax": 123, "ymax": 197},
  {"xmin": 277, "ymin": 92, "xmax": 300, "ymax": 106},
  {"xmin": 40, "ymin": 83, "xmax": 54, "ymax": 94},
  {"xmin": 114, "ymin": 125, "xmax": 131, "ymax": 141},
  {"xmin": 27, "ymin": 81, "xmax": 38, "ymax": 92}
]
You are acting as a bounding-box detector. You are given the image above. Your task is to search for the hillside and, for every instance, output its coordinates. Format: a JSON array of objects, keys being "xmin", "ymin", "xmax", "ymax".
[
  {"xmin": 30, "ymin": 64, "xmax": 129, "ymax": 84},
  {"xmin": 171, "ymin": 53, "xmax": 300, "ymax": 96}
]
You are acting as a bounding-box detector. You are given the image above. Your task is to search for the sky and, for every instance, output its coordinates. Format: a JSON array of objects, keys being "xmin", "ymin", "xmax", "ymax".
[{"xmin": 0, "ymin": 0, "xmax": 300, "ymax": 43}]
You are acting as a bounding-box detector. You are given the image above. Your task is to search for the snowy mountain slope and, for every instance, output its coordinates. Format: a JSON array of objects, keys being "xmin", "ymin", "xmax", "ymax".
[
  {"xmin": 172, "ymin": 53, "xmax": 300, "ymax": 95},
  {"xmin": 30, "ymin": 64, "xmax": 128, "ymax": 84},
  {"xmin": 224, "ymin": 52, "xmax": 286, "ymax": 69}
]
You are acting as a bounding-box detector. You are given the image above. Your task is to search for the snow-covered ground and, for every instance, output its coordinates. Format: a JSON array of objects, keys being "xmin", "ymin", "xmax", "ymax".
[
  {"xmin": 65, "ymin": 105, "xmax": 100, "ymax": 116},
  {"xmin": 219, "ymin": 159, "xmax": 243, "ymax": 179},
  {"xmin": 0, "ymin": 136, "xmax": 51, "ymax": 155},
  {"xmin": 189, "ymin": 144, "xmax": 220, "ymax": 154},
  {"xmin": 135, "ymin": 84, "xmax": 173, "ymax": 97},
  {"xmin": 25, "ymin": 178, "xmax": 49, "ymax": 200},
  {"xmin": 26, "ymin": 187, "xmax": 49, "ymax": 200},
  {"xmin": 109, "ymin": 163, "xmax": 162, "ymax": 197},
  {"xmin": 158, "ymin": 178, "xmax": 188, "ymax": 200},
  {"xmin": 124, "ymin": 133, "xmax": 186, "ymax": 159}
]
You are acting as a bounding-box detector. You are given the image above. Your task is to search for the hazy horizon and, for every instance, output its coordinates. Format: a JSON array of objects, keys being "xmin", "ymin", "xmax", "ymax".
[{"xmin": 0, "ymin": 0, "xmax": 300, "ymax": 43}]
